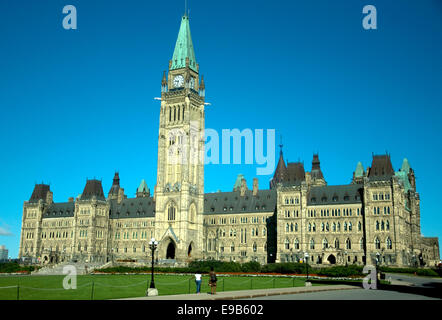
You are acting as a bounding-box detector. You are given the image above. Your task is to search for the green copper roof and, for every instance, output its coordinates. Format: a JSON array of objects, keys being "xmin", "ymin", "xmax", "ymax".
[
  {"xmin": 354, "ymin": 161, "xmax": 364, "ymax": 178},
  {"xmin": 401, "ymin": 158, "xmax": 411, "ymax": 173},
  {"xmin": 395, "ymin": 171, "xmax": 411, "ymax": 193},
  {"xmin": 137, "ymin": 179, "xmax": 149, "ymax": 193},
  {"xmin": 171, "ymin": 15, "xmax": 197, "ymax": 72},
  {"xmin": 233, "ymin": 174, "xmax": 245, "ymax": 191}
]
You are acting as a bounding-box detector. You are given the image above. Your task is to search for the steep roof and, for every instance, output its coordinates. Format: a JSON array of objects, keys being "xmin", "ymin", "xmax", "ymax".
[
  {"xmin": 109, "ymin": 197, "xmax": 155, "ymax": 219},
  {"xmin": 80, "ymin": 179, "xmax": 105, "ymax": 201},
  {"xmin": 368, "ymin": 154, "xmax": 395, "ymax": 180},
  {"xmin": 401, "ymin": 158, "xmax": 411, "ymax": 173},
  {"xmin": 29, "ymin": 184, "xmax": 50, "ymax": 203},
  {"xmin": 354, "ymin": 161, "xmax": 364, "ymax": 178},
  {"xmin": 171, "ymin": 15, "xmax": 197, "ymax": 72},
  {"xmin": 286, "ymin": 162, "xmax": 306, "ymax": 185},
  {"xmin": 108, "ymin": 172, "xmax": 120, "ymax": 196},
  {"xmin": 270, "ymin": 151, "xmax": 287, "ymax": 188},
  {"xmin": 137, "ymin": 179, "xmax": 149, "ymax": 193},
  {"xmin": 204, "ymin": 189, "xmax": 277, "ymax": 215},
  {"xmin": 307, "ymin": 184, "xmax": 362, "ymax": 205},
  {"xmin": 310, "ymin": 154, "xmax": 324, "ymax": 180},
  {"xmin": 43, "ymin": 202, "xmax": 75, "ymax": 219}
]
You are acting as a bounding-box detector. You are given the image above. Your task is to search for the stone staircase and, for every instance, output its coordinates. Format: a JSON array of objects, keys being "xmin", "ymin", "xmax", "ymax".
[{"xmin": 32, "ymin": 261, "xmax": 105, "ymax": 276}]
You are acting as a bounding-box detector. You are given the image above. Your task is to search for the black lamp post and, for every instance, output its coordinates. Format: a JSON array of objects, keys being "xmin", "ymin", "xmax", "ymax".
[{"xmin": 148, "ymin": 238, "xmax": 158, "ymax": 290}]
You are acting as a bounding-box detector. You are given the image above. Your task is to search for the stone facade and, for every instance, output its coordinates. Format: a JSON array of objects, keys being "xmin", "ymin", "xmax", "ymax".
[{"xmin": 18, "ymin": 15, "xmax": 439, "ymax": 268}]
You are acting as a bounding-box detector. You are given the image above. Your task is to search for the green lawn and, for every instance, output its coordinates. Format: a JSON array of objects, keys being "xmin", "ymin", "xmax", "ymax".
[{"xmin": 0, "ymin": 274, "xmax": 310, "ymax": 300}]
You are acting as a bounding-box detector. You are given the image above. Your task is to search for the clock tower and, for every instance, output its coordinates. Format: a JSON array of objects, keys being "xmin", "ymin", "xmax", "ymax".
[{"xmin": 154, "ymin": 14, "xmax": 206, "ymax": 263}]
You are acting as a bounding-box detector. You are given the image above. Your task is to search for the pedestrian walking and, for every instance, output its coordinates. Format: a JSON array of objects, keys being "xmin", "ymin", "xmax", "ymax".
[
  {"xmin": 195, "ymin": 271, "xmax": 202, "ymax": 294},
  {"xmin": 209, "ymin": 267, "xmax": 217, "ymax": 295}
]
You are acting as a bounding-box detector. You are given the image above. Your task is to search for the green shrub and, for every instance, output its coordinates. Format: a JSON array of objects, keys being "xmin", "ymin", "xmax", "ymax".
[
  {"xmin": 0, "ymin": 262, "xmax": 38, "ymax": 273},
  {"xmin": 316, "ymin": 265, "xmax": 363, "ymax": 277}
]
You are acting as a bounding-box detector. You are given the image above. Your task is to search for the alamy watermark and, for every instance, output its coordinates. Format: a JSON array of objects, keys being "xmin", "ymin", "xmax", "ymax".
[
  {"xmin": 62, "ymin": 265, "xmax": 77, "ymax": 290},
  {"xmin": 167, "ymin": 121, "xmax": 276, "ymax": 176},
  {"xmin": 362, "ymin": 265, "xmax": 377, "ymax": 290}
]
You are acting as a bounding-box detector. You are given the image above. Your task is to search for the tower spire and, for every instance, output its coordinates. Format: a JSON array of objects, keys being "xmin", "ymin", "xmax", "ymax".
[
  {"xmin": 279, "ymin": 135, "xmax": 283, "ymax": 156},
  {"xmin": 171, "ymin": 11, "xmax": 197, "ymax": 71}
]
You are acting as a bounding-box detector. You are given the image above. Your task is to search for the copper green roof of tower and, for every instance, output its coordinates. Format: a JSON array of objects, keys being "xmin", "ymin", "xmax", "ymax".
[
  {"xmin": 137, "ymin": 179, "xmax": 149, "ymax": 193},
  {"xmin": 354, "ymin": 161, "xmax": 364, "ymax": 177},
  {"xmin": 171, "ymin": 15, "xmax": 197, "ymax": 72},
  {"xmin": 401, "ymin": 158, "xmax": 411, "ymax": 173}
]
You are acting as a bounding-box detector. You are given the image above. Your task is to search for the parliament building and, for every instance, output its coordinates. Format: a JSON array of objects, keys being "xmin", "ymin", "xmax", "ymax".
[{"xmin": 19, "ymin": 15, "xmax": 439, "ymax": 268}]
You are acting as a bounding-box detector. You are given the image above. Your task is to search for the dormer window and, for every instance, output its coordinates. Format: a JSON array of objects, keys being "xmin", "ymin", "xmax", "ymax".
[
  {"xmin": 332, "ymin": 196, "xmax": 338, "ymax": 202},
  {"xmin": 311, "ymin": 197, "xmax": 316, "ymax": 203}
]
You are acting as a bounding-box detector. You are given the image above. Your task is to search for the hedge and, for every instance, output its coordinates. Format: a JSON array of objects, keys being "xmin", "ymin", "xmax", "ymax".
[
  {"xmin": 0, "ymin": 262, "xmax": 39, "ymax": 273},
  {"xmin": 378, "ymin": 266, "xmax": 439, "ymax": 277},
  {"xmin": 95, "ymin": 261, "xmax": 441, "ymax": 278}
]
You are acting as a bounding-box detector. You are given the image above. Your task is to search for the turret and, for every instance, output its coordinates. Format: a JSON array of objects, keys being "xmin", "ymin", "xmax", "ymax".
[
  {"xmin": 161, "ymin": 71, "xmax": 168, "ymax": 93},
  {"xmin": 136, "ymin": 179, "xmax": 150, "ymax": 198},
  {"xmin": 309, "ymin": 154, "xmax": 326, "ymax": 186},
  {"xmin": 108, "ymin": 172, "xmax": 120, "ymax": 200}
]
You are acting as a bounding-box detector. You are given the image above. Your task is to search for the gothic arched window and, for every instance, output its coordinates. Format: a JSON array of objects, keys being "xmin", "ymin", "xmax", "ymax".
[{"xmin": 168, "ymin": 203, "xmax": 176, "ymax": 221}]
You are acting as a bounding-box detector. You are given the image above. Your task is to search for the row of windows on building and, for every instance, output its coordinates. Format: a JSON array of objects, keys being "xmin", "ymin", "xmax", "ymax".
[
  {"xmin": 372, "ymin": 192, "xmax": 391, "ymax": 201},
  {"xmin": 215, "ymin": 242, "xmax": 267, "ymax": 253},
  {"xmin": 208, "ymin": 205, "xmax": 268, "ymax": 213},
  {"xmin": 214, "ymin": 227, "xmax": 267, "ymax": 238},
  {"xmin": 307, "ymin": 208, "xmax": 361, "ymax": 218},
  {"xmin": 305, "ymin": 221, "xmax": 362, "ymax": 233},
  {"xmin": 26, "ymin": 210, "xmax": 38, "ymax": 218},
  {"xmin": 25, "ymin": 232, "xmax": 34, "ymax": 239},
  {"xmin": 43, "ymin": 220, "xmax": 71, "ymax": 228},
  {"xmin": 310, "ymin": 194, "xmax": 360, "ymax": 203},
  {"xmin": 284, "ymin": 197, "xmax": 300, "ymax": 205},
  {"xmin": 206, "ymin": 216, "xmax": 268, "ymax": 225},
  {"xmin": 42, "ymin": 231, "xmax": 72, "ymax": 239},
  {"xmin": 375, "ymin": 220, "xmax": 390, "ymax": 231},
  {"xmin": 114, "ymin": 221, "xmax": 153, "ymax": 228},
  {"xmin": 114, "ymin": 230, "xmax": 153, "ymax": 240},
  {"xmin": 283, "ymin": 237, "xmax": 393, "ymax": 250},
  {"xmin": 373, "ymin": 206, "xmax": 391, "ymax": 215}
]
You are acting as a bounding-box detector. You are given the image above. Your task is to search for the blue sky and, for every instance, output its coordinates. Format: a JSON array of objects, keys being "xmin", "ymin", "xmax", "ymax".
[{"xmin": 0, "ymin": 0, "xmax": 441, "ymax": 259}]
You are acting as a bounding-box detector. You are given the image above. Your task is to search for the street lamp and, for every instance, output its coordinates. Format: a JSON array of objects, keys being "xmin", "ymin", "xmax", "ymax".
[
  {"xmin": 304, "ymin": 252, "xmax": 311, "ymax": 286},
  {"xmin": 146, "ymin": 238, "xmax": 159, "ymax": 296}
]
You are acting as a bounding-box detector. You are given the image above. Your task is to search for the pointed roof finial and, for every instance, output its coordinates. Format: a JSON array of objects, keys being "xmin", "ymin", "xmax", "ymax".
[{"xmin": 279, "ymin": 134, "xmax": 283, "ymax": 156}]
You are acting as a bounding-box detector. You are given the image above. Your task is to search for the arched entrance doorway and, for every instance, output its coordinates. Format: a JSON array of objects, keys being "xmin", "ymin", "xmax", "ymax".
[
  {"xmin": 327, "ymin": 254, "xmax": 336, "ymax": 265},
  {"xmin": 166, "ymin": 242, "xmax": 176, "ymax": 259},
  {"xmin": 188, "ymin": 243, "xmax": 193, "ymax": 257}
]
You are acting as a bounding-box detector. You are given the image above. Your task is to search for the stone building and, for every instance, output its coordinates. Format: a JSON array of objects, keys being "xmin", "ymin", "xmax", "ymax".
[{"xmin": 18, "ymin": 14, "xmax": 439, "ymax": 267}]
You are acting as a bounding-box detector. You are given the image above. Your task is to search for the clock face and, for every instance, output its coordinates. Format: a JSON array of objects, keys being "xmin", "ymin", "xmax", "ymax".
[{"xmin": 173, "ymin": 75, "xmax": 184, "ymax": 88}]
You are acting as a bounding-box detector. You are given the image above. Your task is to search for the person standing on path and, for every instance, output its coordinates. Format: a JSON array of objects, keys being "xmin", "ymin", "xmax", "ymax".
[
  {"xmin": 209, "ymin": 267, "xmax": 217, "ymax": 295},
  {"xmin": 195, "ymin": 271, "xmax": 202, "ymax": 294}
]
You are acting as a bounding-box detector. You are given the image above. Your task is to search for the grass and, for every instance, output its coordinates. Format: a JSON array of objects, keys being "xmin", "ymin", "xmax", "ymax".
[{"xmin": 0, "ymin": 274, "xmax": 311, "ymax": 300}]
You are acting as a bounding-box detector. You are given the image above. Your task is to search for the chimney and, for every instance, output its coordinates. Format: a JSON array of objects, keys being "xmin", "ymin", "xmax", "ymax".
[
  {"xmin": 118, "ymin": 188, "xmax": 125, "ymax": 204},
  {"xmin": 240, "ymin": 178, "xmax": 248, "ymax": 197},
  {"xmin": 305, "ymin": 172, "xmax": 311, "ymax": 186},
  {"xmin": 68, "ymin": 197, "xmax": 74, "ymax": 203},
  {"xmin": 253, "ymin": 178, "xmax": 259, "ymax": 196},
  {"xmin": 46, "ymin": 190, "xmax": 53, "ymax": 204}
]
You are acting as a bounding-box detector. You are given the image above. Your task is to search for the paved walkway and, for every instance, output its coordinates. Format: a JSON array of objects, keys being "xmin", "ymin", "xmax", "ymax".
[{"xmin": 120, "ymin": 284, "xmax": 357, "ymax": 300}]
